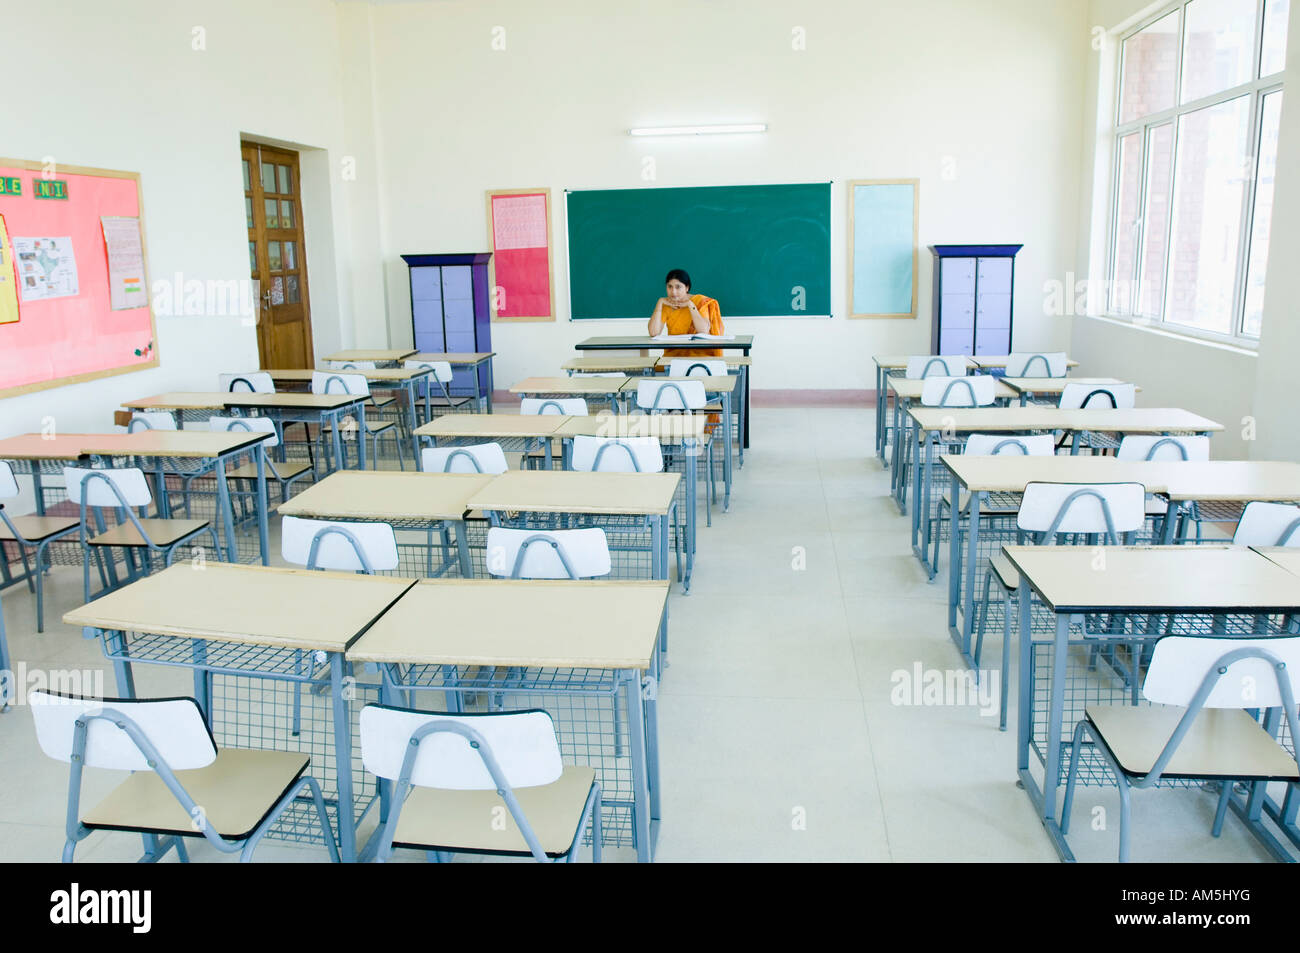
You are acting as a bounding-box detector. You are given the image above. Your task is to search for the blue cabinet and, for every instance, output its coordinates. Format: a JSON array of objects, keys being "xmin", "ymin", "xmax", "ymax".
[
  {"xmin": 401, "ymin": 253, "xmax": 492, "ymax": 398},
  {"xmin": 929, "ymin": 245, "xmax": 1022, "ymax": 357}
]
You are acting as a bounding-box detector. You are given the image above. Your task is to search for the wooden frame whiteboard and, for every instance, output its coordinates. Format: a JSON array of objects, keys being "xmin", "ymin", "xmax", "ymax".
[
  {"xmin": 847, "ymin": 178, "xmax": 919, "ymax": 319},
  {"xmin": 0, "ymin": 157, "xmax": 158, "ymax": 398},
  {"xmin": 485, "ymin": 187, "xmax": 555, "ymax": 323}
]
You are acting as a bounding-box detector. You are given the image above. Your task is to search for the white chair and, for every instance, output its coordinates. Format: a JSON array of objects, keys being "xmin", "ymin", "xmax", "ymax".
[
  {"xmin": 31, "ymin": 690, "xmax": 338, "ymax": 863},
  {"xmin": 1232, "ymin": 502, "xmax": 1300, "ymax": 547},
  {"xmin": 570, "ymin": 435, "xmax": 663, "ymax": 473},
  {"xmin": 403, "ymin": 360, "xmax": 475, "ymax": 421},
  {"xmin": 976, "ymin": 482, "xmax": 1147, "ymax": 729},
  {"xmin": 63, "ymin": 467, "xmax": 219, "ymax": 602},
  {"xmin": 0, "ymin": 461, "xmax": 79, "ymax": 632},
  {"xmin": 311, "ymin": 371, "xmax": 403, "ymax": 470},
  {"xmin": 905, "ymin": 355, "xmax": 967, "ymax": 379},
  {"xmin": 1005, "ymin": 352, "xmax": 1068, "ymax": 378},
  {"xmin": 420, "ymin": 443, "xmax": 509, "ymax": 475},
  {"xmin": 636, "ymin": 379, "xmax": 708, "ymax": 412},
  {"xmin": 1061, "ymin": 635, "xmax": 1300, "ymax": 862},
  {"xmin": 360, "ymin": 706, "xmax": 601, "ymax": 863},
  {"xmin": 920, "ymin": 375, "xmax": 997, "ymax": 407},
  {"xmin": 209, "ymin": 416, "xmax": 312, "ymax": 503},
  {"xmin": 1058, "ymin": 381, "xmax": 1136, "ymax": 409},
  {"xmin": 280, "ymin": 515, "xmax": 399, "ymax": 573},
  {"xmin": 667, "ymin": 358, "xmax": 728, "ymax": 378},
  {"xmin": 219, "ymin": 371, "xmax": 275, "ymax": 393},
  {"xmin": 520, "ymin": 397, "xmax": 588, "ymax": 416},
  {"xmin": 1117, "ymin": 435, "xmax": 1211, "ymax": 541},
  {"xmin": 485, "ymin": 527, "xmax": 611, "ymax": 579},
  {"xmin": 327, "ymin": 360, "xmax": 377, "ymax": 370},
  {"xmin": 127, "ymin": 412, "xmax": 177, "ymax": 433}
]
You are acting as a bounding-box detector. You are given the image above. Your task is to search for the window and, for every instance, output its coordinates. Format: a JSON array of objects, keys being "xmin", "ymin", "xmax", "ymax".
[{"xmin": 1107, "ymin": 0, "xmax": 1288, "ymax": 342}]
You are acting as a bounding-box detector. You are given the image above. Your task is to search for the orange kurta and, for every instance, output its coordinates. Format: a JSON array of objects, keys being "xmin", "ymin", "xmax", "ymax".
[{"xmin": 660, "ymin": 294, "xmax": 724, "ymax": 358}]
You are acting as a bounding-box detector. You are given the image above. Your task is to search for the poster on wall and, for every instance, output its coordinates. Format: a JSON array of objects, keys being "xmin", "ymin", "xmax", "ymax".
[
  {"xmin": 12, "ymin": 235, "xmax": 79, "ymax": 302},
  {"xmin": 847, "ymin": 178, "xmax": 919, "ymax": 319},
  {"xmin": 101, "ymin": 215, "xmax": 148, "ymax": 310},
  {"xmin": 0, "ymin": 214, "xmax": 19, "ymax": 325},
  {"xmin": 485, "ymin": 188, "xmax": 554, "ymax": 322}
]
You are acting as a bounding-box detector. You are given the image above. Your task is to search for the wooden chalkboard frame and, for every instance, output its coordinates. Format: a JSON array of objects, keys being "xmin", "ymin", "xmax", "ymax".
[{"xmin": 847, "ymin": 178, "xmax": 919, "ymax": 320}]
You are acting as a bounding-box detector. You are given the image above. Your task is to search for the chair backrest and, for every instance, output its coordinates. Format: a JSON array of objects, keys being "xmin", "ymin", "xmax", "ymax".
[
  {"xmin": 1232, "ymin": 502, "xmax": 1300, "ymax": 547},
  {"xmin": 1143, "ymin": 635, "xmax": 1300, "ymax": 710},
  {"xmin": 219, "ymin": 371, "xmax": 275, "ymax": 393},
  {"xmin": 208, "ymin": 415, "xmax": 279, "ymax": 448},
  {"xmin": 360, "ymin": 706, "xmax": 563, "ymax": 789},
  {"xmin": 0, "ymin": 461, "xmax": 19, "ymax": 499},
  {"xmin": 1058, "ymin": 381, "xmax": 1136, "ymax": 410},
  {"xmin": 920, "ymin": 375, "xmax": 997, "ymax": 407},
  {"xmin": 327, "ymin": 360, "xmax": 377, "ymax": 370},
  {"xmin": 520, "ymin": 397, "xmax": 588, "ymax": 416},
  {"xmin": 63, "ymin": 467, "xmax": 153, "ymax": 508},
  {"xmin": 485, "ymin": 527, "xmax": 611, "ymax": 579},
  {"xmin": 1017, "ymin": 482, "xmax": 1146, "ymax": 539},
  {"xmin": 128, "ymin": 412, "xmax": 177, "ymax": 433},
  {"xmin": 280, "ymin": 515, "xmax": 400, "ymax": 572},
  {"xmin": 30, "ymin": 691, "xmax": 217, "ymax": 772},
  {"xmin": 311, "ymin": 370, "xmax": 369, "ymax": 397},
  {"xmin": 905, "ymin": 355, "xmax": 966, "ymax": 379},
  {"xmin": 569, "ymin": 435, "xmax": 663, "ymax": 473},
  {"xmin": 963, "ymin": 433, "xmax": 1056, "ymax": 456},
  {"xmin": 403, "ymin": 359, "xmax": 453, "ymax": 382},
  {"xmin": 667, "ymin": 358, "xmax": 728, "ymax": 378},
  {"xmin": 636, "ymin": 379, "xmax": 707, "ymax": 411},
  {"xmin": 1004, "ymin": 352, "xmax": 1068, "ymax": 378},
  {"xmin": 1114, "ymin": 435, "xmax": 1210, "ymax": 462},
  {"xmin": 420, "ymin": 443, "xmax": 508, "ymax": 474}
]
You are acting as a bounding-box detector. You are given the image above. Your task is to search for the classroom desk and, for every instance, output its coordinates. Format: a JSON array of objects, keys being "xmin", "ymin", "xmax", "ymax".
[
  {"xmin": 509, "ymin": 376, "xmax": 631, "ymax": 414},
  {"xmin": 970, "ymin": 356, "xmax": 1082, "ymax": 371},
  {"xmin": 0, "ymin": 435, "xmax": 100, "ymax": 515},
  {"xmin": 1000, "ymin": 377, "xmax": 1136, "ymax": 406},
  {"xmin": 346, "ymin": 577, "xmax": 669, "ymax": 862},
  {"xmin": 556, "ymin": 413, "xmax": 708, "ymax": 592},
  {"xmin": 624, "ymin": 374, "xmax": 739, "ymax": 497},
  {"xmin": 563, "ymin": 356, "xmax": 660, "ymax": 375},
  {"xmin": 467, "ymin": 469, "xmax": 683, "ymax": 585},
  {"xmin": 1001, "ymin": 544, "xmax": 1300, "ymax": 862},
  {"xmin": 407, "ymin": 352, "xmax": 497, "ymax": 412},
  {"xmin": 652, "ymin": 358, "xmax": 750, "ymax": 465},
  {"xmin": 576, "ymin": 335, "xmax": 754, "ymax": 449},
  {"xmin": 63, "ymin": 562, "xmax": 417, "ymax": 863},
  {"xmin": 1160, "ymin": 462, "xmax": 1300, "ymax": 541},
  {"xmin": 322, "ymin": 348, "xmax": 417, "ymax": 367},
  {"xmin": 414, "ymin": 413, "xmax": 568, "ymax": 469},
  {"xmin": 904, "ymin": 407, "xmax": 1224, "ymax": 568},
  {"xmin": 276, "ymin": 470, "xmax": 495, "ymax": 578},
  {"xmin": 871, "ymin": 355, "xmax": 977, "ymax": 464}
]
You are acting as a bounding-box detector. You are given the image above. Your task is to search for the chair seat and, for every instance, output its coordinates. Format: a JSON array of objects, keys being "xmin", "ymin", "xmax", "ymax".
[
  {"xmin": 0, "ymin": 514, "xmax": 80, "ymax": 542},
  {"xmin": 1085, "ymin": 704, "xmax": 1300, "ymax": 781},
  {"xmin": 1145, "ymin": 496, "xmax": 1168, "ymax": 516},
  {"xmin": 227, "ymin": 460, "xmax": 313, "ymax": 482},
  {"xmin": 425, "ymin": 396, "xmax": 475, "ymax": 409},
  {"xmin": 989, "ymin": 551, "xmax": 1019, "ymax": 591},
  {"xmin": 392, "ymin": 766, "xmax": 596, "ymax": 857},
  {"xmin": 82, "ymin": 748, "xmax": 310, "ymax": 840},
  {"xmin": 367, "ymin": 396, "xmax": 395, "ymax": 409},
  {"xmin": 941, "ymin": 489, "xmax": 1019, "ymax": 515},
  {"xmin": 89, "ymin": 518, "xmax": 210, "ymax": 548},
  {"xmin": 324, "ymin": 421, "xmax": 395, "ymax": 436}
]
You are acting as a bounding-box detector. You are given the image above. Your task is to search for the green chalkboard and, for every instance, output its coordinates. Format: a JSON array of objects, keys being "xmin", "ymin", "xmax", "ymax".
[{"xmin": 566, "ymin": 183, "xmax": 830, "ymax": 319}]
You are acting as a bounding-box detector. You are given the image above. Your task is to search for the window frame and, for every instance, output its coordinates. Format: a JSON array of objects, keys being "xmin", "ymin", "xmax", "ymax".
[{"xmin": 1104, "ymin": 0, "xmax": 1286, "ymax": 346}]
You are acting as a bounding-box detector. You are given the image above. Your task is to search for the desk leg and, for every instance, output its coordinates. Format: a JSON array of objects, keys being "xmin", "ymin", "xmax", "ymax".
[
  {"xmin": 684, "ymin": 441, "xmax": 697, "ymax": 593},
  {"xmin": 256, "ymin": 451, "xmax": 269, "ymax": 566},
  {"xmin": 330, "ymin": 652, "xmax": 357, "ymax": 863},
  {"xmin": 624, "ymin": 670, "xmax": 654, "ymax": 862},
  {"xmin": 329, "ymin": 411, "xmax": 344, "ymax": 474},
  {"xmin": 740, "ymin": 349, "xmax": 750, "ymax": 449},
  {"xmin": 722, "ymin": 393, "xmax": 732, "ymax": 512},
  {"xmin": 875, "ymin": 365, "xmax": 885, "ymax": 462},
  {"xmin": 193, "ymin": 640, "xmax": 212, "ymax": 731},
  {"xmin": 32, "ymin": 467, "xmax": 47, "ymax": 516},
  {"xmin": 454, "ymin": 520, "xmax": 473, "ymax": 578},
  {"xmin": 948, "ymin": 469, "xmax": 963, "ymax": 632},
  {"xmin": 357, "ymin": 404, "xmax": 369, "ymax": 470},
  {"xmin": 1160, "ymin": 500, "xmax": 1181, "ymax": 544},
  {"xmin": 214, "ymin": 463, "xmax": 238, "ymax": 563},
  {"xmin": 104, "ymin": 628, "xmax": 137, "ymax": 698},
  {"xmin": 485, "ymin": 360, "xmax": 495, "ymax": 413},
  {"xmin": 960, "ymin": 492, "xmax": 982, "ymax": 655},
  {"xmin": 154, "ymin": 460, "xmax": 170, "ymax": 519},
  {"xmin": 1042, "ymin": 615, "xmax": 1070, "ymax": 823}
]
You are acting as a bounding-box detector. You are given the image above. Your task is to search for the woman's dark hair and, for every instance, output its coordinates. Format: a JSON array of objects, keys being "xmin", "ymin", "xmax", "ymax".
[{"xmin": 664, "ymin": 268, "xmax": 691, "ymax": 290}]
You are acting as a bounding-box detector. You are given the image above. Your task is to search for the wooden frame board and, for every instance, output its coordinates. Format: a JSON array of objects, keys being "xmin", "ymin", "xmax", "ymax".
[
  {"xmin": 485, "ymin": 187, "xmax": 555, "ymax": 323},
  {"xmin": 847, "ymin": 178, "xmax": 919, "ymax": 319}
]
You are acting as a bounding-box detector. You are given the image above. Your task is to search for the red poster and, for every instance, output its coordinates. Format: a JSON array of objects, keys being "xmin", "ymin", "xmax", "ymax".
[{"xmin": 488, "ymin": 190, "xmax": 553, "ymax": 320}]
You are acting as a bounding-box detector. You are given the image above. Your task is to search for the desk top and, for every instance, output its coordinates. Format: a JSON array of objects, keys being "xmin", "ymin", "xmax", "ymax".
[
  {"xmin": 0, "ymin": 434, "xmax": 95, "ymax": 461},
  {"xmin": 576, "ymin": 335, "xmax": 753, "ymax": 350},
  {"xmin": 122, "ymin": 392, "xmax": 229, "ymax": 411},
  {"xmin": 63, "ymin": 563, "xmax": 415, "ymax": 652},
  {"xmin": 347, "ymin": 578, "xmax": 669, "ymax": 670},
  {"xmin": 1000, "ymin": 377, "xmax": 1135, "ymax": 395},
  {"xmin": 511, "ymin": 376, "xmax": 631, "ymax": 395},
  {"xmin": 125, "ymin": 391, "xmax": 361, "ymax": 412},
  {"xmin": 468, "ymin": 469, "xmax": 681, "ymax": 516},
  {"xmin": 277, "ymin": 471, "xmax": 495, "ymax": 521},
  {"xmin": 873, "ymin": 355, "xmax": 976, "ymax": 370},
  {"xmin": 887, "ymin": 377, "xmax": 1017, "ymax": 401},
  {"xmin": 414, "ymin": 414, "xmax": 568, "ymax": 439},
  {"xmin": 260, "ymin": 367, "xmax": 430, "ymax": 382},
  {"xmin": 555, "ymin": 413, "xmax": 709, "ymax": 441},
  {"xmin": 1163, "ymin": 461, "xmax": 1300, "ymax": 502},
  {"xmin": 562, "ymin": 356, "xmax": 660, "ymax": 373},
  {"xmin": 322, "ymin": 349, "xmax": 417, "ymax": 363},
  {"xmin": 940, "ymin": 454, "xmax": 1176, "ymax": 493},
  {"xmin": 908, "ymin": 406, "xmax": 1223, "ymax": 435},
  {"xmin": 1253, "ymin": 548, "xmax": 1300, "ymax": 577},
  {"xmin": 1002, "ymin": 545, "xmax": 1300, "ymax": 614},
  {"xmin": 624, "ymin": 375, "xmax": 738, "ymax": 394},
  {"xmin": 655, "ymin": 356, "xmax": 751, "ymax": 369},
  {"xmin": 408, "ymin": 352, "xmax": 495, "ymax": 365},
  {"xmin": 972, "ymin": 356, "xmax": 1081, "ymax": 370},
  {"xmin": 81, "ymin": 430, "xmax": 264, "ymax": 459}
]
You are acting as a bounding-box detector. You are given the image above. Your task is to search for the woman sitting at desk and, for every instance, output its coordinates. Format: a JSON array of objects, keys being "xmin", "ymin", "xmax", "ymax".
[{"xmin": 648, "ymin": 268, "xmax": 724, "ymax": 358}]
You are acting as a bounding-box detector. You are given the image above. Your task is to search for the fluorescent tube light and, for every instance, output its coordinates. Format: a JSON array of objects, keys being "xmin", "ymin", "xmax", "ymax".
[{"xmin": 628, "ymin": 123, "xmax": 767, "ymax": 137}]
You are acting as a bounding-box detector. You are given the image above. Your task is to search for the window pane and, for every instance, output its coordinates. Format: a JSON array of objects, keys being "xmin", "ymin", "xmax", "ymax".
[
  {"xmin": 268, "ymin": 241, "xmax": 282, "ymax": 272},
  {"xmin": 242, "ymin": 159, "xmax": 251, "ymax": 192},
  {"xmin": 278, "ymin": 165, "xmax": 292, "ymax": 194},
  {"xmin": 264, "ymin": 198, "xmax": 279, "ymax": 228},
  {"xmin": 280, "ymin": 200, "xmax": 294, "ymax": 228},
  {"xmin": 286, "ymin": 275, "xmax": 301, "ymax": 305},
  {"xmin": 1243, "ymin": 90, "xmax": 1283, "ymax": 336},
  {"xmin": 1261, "ymin": 0, "xmax": 1291, "ymax": 76},
  {"xmin": 1111, "ymin": 132, "xmax": 1143, "ymax": 313},
  {"xmin": 283, "ymin": 241, "xmax": 297, "ymax": 271},
  {"xmin": 1120, "ymin": 11, "xmax": 1179, "ymax": 123},
  {"xmin": 1181, "ymin": 0, "xmax": 1257, "ymax": 102},
  {"xmin": 1138, "ymin": 124, "xmax": 1175, "ymax": 316},
  {"xmin": 248, "ymin": 241, "xmax": 257, "ymax": 275},
  {"xmin": 261, "ymin": 161, "xmax": 277, "ymax": 194},
  {"xmin": 1164, "ymin": 96, "xmax": 1251, "ymax": 334},
  {"xmin": 245, "ymin": 196, "xmax": 254, "ymax": 229}
]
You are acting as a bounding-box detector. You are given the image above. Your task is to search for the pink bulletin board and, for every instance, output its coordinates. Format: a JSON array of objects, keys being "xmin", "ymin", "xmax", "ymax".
[
  {"xmin": 0, "ymin": 158, "xmax": 158, "ymax": 399},
  {"xmin": 486, "ymin": 188, "xmax": 554, "ymax": 322}
]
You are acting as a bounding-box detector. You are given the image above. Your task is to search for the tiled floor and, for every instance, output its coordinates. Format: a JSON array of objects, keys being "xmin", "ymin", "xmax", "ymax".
[{"xmin": 0, "ymin": 407, "xmax": 1281, "ymax": 862}]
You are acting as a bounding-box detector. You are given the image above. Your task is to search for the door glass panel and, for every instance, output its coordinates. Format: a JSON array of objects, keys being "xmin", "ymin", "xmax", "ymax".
[
  {"xmin": 1119, "ymin": 11, "xmax": 1179, "ymax": 123},
  {"xmin": 280, "ymin": 200, "xmax": 294, "ymax": 228},
  {"xmin": 1181, "ymin": 0, "xmax": 1257, "ymax": 103},
  {"xmin": 278, "ymin": 165, "xmax": 292, "ymax": 194},
  {"xmin": 1242, "ymin": 90, "xmax": 1283, "ymax": 336},
  {"xmin": 286, "ymin": 275, "xmax": 301, "ymax": 304},
  {"xmin": 248, "ymin": 241, "xmax": 257, "ymax": 275},
  {"xmin": 242, "ymin": 159, "xmax": 251, "ymax": 191},
  {"xmin": 270, "ymin": 276, "xmax": 285, "ymax": 305},
  {"xmin": 264, "ymin": 199, "xmax": 279, "ymax": 229},
  {"xmin": 261, "ymin": 161, "xmax": 277, "ymax": 193},
  {"xmin": 283, "ymin": 241, "xmax": 297, "ymax": 271},
  {"xmin": 245, "ymin": 196, "xmax": 254, "ymax": 228},
  {"xmin": 268, "ymin": 241, "xmax": 282, "ymax": 271}
]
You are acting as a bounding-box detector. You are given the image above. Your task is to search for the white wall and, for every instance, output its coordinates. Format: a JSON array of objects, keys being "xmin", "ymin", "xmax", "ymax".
[
  {"xmin": 0, "ymin": 0, "xmax": 356, "ymax": 436},
  {"xmin": 357, "ymin": 0, "xmax": 1089, "ymax": 390}
]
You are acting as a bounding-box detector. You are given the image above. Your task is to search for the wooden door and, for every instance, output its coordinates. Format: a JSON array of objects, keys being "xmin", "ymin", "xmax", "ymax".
[{"xmin": 242, "ymin": 142, "xmax": 313, "ymax": 367}]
